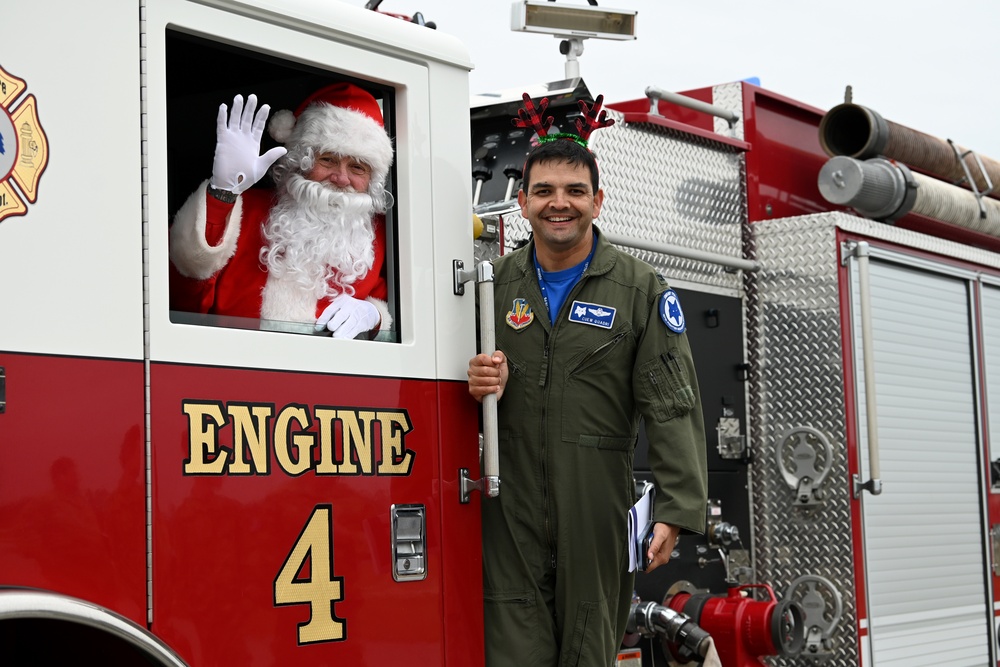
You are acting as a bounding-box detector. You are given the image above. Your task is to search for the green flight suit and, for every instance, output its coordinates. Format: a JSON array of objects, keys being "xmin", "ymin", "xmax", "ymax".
[{"xmin": 482, "ymin": 226, "xmax": 708, "ymax": 667}]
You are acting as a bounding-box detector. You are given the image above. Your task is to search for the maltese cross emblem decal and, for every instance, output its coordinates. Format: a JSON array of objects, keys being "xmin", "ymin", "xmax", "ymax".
[{"xmin": 0, "ymin": 65, "xmax": 49, "ymax": 225}]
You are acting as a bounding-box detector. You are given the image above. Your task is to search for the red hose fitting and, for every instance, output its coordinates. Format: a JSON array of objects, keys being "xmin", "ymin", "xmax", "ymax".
[{"xmin": 665, "ymin": 583, "xmax": 804, "ymax": 667}]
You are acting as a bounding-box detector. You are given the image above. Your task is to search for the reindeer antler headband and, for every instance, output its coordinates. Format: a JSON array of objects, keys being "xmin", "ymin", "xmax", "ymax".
[{"xmin": 512, "ymin": 92, "xmax": 615, "ymax": 147}]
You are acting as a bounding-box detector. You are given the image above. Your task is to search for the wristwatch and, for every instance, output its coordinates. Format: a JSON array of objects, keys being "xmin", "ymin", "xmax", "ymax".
[{"xmin": 208, "ymin": 185, "xmax": 239, "ymax": 204}]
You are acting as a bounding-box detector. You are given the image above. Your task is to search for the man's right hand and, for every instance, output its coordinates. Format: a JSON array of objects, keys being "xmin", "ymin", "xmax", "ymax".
[
  {"xmin": 210, "ymin": 94, "xmax": 287, "ymax": 195},
  {"xmin": 467, "ymin": 351, "xmax": 508, "ymax": 402}
]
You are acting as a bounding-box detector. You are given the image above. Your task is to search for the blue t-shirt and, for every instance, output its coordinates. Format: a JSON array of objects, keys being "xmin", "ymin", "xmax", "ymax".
[{"xmin": 534, "ymin": 238, "xmax": 596, "ymax": 324}]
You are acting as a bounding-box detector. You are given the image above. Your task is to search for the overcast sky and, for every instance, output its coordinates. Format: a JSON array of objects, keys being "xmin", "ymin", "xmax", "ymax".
[{"xmin": 395, "ymin": 0, "xmax": 1000, "ymax": 161}]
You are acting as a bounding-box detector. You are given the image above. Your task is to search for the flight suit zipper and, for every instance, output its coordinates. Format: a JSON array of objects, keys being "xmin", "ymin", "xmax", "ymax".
[
  {"xmin": 538, "ymin": 267, "xmax": 594, "ymax": 572},
  {"xmin": 569, "ymin": 331, "xmax": 628, "ymax": 376},
  {"xmin": 540, "ymin": 340, "xmax": 555, "ymax": 569}
]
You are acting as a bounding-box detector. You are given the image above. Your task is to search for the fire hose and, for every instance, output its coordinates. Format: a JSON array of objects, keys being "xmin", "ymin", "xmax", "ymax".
[
  {"xmin": 817, "ymin": 154, "xmax": 1000, "ymax": 236},
  {"xmin": 819, "ymin": 102, "xmax": 1000, "ymax": 199}
]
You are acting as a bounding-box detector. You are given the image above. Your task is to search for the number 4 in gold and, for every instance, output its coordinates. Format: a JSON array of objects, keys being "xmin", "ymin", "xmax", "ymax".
[{"xmin": 273, "ymin": 504, "xmax": 347, "ymax": 644}]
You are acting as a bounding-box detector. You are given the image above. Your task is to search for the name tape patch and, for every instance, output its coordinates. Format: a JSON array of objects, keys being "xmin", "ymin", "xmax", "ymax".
[{"xmin": 568, "ymin": 300, "xmax": 616, "ymax": 329}]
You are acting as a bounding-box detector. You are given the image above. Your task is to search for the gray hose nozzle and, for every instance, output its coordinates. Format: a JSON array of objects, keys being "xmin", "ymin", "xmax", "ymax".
[{"xmin": 627, "ymin": 600, "xmax": 712, "ymax": 659}]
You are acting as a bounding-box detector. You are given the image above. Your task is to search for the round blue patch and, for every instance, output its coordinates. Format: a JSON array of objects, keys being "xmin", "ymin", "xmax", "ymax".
[{"xmin": 659, "ymin": 289, "xmax": 686, "ymax": 333}]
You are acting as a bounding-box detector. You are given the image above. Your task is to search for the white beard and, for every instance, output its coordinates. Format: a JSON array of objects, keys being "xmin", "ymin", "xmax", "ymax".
[{"xmin": 259, "ymin": 174, "xmax": 377, "ymax": 323}]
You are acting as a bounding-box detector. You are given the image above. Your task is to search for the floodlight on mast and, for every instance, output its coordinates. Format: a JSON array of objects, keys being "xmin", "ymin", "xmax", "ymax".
[{"xmin": 510, "ymin": 1, "xmax": 637, "ymax": 79}]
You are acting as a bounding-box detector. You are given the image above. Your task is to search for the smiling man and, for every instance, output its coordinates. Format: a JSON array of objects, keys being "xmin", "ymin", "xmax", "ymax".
[
  {"xmin": 468, "ymin": 132, "xmax": 708, "ymax": 666},
  {"xmin": 169, "ymin": 83, "xmax": 394, "ymax": 339}
]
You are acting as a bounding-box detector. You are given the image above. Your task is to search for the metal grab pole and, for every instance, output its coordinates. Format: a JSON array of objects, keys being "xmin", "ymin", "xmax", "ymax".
[
  {"xmin": 854, "ymin": 242, "xmax": 883, "ymax": 496},
  {"xmin": 477, "ymin": 261, "xmax": 500, "ymax": 497}
]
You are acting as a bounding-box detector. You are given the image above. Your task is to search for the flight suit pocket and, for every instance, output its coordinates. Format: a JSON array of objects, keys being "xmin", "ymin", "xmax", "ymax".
[
  {"xmin": 483, "ymin": 591, "xmax": 549, "ymax": 666},
  {"xmin": 563, "ymin": 597, "xmax": 615, "ymax": 667},
  {"xmin": 638, "ymin": 352, "xmax": 696, "ymax": 422},
  {"xmin": 565, "ymin": 330, "xmax": 630, "ymax": 378},
  {"xmin": 578, "ymin": 435, "xmax": 634, "ymax": 451}
]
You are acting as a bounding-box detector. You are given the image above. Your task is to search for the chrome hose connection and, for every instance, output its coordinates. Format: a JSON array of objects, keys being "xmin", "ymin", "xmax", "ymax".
[{"xmin": 627, "ymin": 600, "xmax": 712, "ymax": 659}]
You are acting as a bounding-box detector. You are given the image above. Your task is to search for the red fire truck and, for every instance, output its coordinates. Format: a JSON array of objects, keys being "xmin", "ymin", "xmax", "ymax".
[{"xmin": 3, "ymin": 1, "xmax": 999, "ymax": 666}]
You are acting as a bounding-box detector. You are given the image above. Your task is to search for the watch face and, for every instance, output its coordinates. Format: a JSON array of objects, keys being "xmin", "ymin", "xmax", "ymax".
[{"xmin": 209, "ymin": 186, "xmax": 238, "ymax": 203}]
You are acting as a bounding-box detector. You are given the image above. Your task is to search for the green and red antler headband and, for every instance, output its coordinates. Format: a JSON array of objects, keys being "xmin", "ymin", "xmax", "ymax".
[{"xmin": 512, "ymin": 92, "xmax": 615, "ymax": 147}]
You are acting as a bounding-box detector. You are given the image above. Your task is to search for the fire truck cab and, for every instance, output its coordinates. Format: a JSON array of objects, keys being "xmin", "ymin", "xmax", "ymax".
[{"xmin": 1, "ymin": 1, "xmax": 482, "ymax": 664}]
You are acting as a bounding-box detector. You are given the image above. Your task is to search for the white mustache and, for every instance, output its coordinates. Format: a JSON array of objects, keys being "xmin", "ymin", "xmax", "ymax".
[{"xmin": 284, "ymin": 175, "xmax": 376, "ymax": 218}]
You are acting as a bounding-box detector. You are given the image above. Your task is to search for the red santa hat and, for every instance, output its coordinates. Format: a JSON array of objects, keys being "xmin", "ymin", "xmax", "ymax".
[{"xmin": 268, "ymin": 82, "xmax": 394, "ymax": 194}]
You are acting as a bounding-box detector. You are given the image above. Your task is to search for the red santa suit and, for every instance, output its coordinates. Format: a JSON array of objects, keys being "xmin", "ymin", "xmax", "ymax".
[
  {"xmin": 168, "ymin": 82, "xmax": 395, "ymax": 331},
  {"xmin": 168, "ymin": 182, "xmax": 389, "ymax": 324}
]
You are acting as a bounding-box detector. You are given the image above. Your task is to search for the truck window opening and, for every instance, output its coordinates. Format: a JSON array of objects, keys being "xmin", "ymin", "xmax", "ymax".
[{"xmin": 164, "ymin": 30, "xmax": 400, "ymax": 342}]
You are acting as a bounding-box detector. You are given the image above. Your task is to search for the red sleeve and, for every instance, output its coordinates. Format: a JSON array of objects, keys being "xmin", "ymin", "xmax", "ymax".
[
  {"xmin": 169, "ymin": 191, "xmax": 238, "ymax": 313},
  {"xmin": 169, "ymin": 261, "xmax": 219, "ymax": 314},
  {"xmin": 205, "ymin": 193, "xmax": 236, "ymax": 247},
  {"xmin": 367, "ymin": 218, "xmax": 389, "ymax": 302}
]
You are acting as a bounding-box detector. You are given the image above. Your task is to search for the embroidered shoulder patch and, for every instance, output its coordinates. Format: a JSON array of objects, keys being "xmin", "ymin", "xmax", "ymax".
[
  {"xmin": 568, "ymin": 300, "xmax": 616, "ymax": 329},
  {"xmin": 659, "ymin": 289, "xmax": 686, "ymax": 333},
  {"xmin": 506, "ymin": 298, "xmax": 535, "ymax": 331}
]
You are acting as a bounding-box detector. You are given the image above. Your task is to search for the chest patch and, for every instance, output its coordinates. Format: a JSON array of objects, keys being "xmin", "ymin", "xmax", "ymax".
[
  {"xmin": 660, "ymin": 289, "xmax": 686, "ymax": 333},
  {"xmin": 568, "ymin": 300, "xmax": 616, "ymax": 329},
  {"xmin": 506, "ymin": 298, "xmax": 535, "ymax": 331}
]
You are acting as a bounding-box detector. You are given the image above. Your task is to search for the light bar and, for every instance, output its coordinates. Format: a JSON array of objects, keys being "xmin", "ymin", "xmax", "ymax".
[{"xmin": 510, "ymin": 1, "xmax": 637, "ymax": 41}]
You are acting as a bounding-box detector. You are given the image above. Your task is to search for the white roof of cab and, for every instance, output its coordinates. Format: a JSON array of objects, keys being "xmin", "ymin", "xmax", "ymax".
[{"xmin": 214, "ymin": 0, "xmax": 473, "ymax": 70}]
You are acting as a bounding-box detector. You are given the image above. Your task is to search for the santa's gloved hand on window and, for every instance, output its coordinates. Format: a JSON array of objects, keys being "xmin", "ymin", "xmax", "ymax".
[{"xmin": 316, "ymin": 294, "xmax": 381, "ymax": 339}]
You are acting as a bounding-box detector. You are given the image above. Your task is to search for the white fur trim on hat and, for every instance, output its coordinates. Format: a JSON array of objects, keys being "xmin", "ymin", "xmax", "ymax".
[{"xmin": 268, "ymin": 109, "xmax": 296, "ymax": 144}]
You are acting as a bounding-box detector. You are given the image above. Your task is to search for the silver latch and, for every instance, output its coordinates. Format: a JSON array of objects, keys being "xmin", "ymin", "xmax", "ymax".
[
  {"xmin": 391, "ymin": 504, "xmax": 426, "ymax": 582},
  {"xmin": 716, "ymin": 416, "xmax": 745, "ymax": 460},
  {"xmin": 991, "ymin": 524, "xmax": 1000, "ymax": 577},
  {"xmin": 706, "ymin": 500, "xmax": 740, "ymax": 550}
]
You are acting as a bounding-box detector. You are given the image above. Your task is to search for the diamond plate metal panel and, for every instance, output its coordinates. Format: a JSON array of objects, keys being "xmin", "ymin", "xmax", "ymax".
[
  {"xmin": 745, "ymin": 213, "xmax": 1000, "ymax": 667},
  {"xmin": 750, "ymin": 213, "xmax": 858, "ymax": 667},
  {"xmin": 838, "ymin": 215, "xmax": 1000, "ymax": 270},
  {"xmin": 744, "ymin": 211, "xmax": 1000, "ymax": 666},
  {"xmin": 481, "ymin": 110, "xmax": 749, "ymax": 290},
  {"xmin": 473, "ymin": 231, "xmax": 502, "ymax": 266},
  {"xmin": 591, "ymin": 110, "xmax": 746, "ymax": 291},
  {"xmin": 712, "ymin": 82, "xmax": 745, "ymax": 141}
]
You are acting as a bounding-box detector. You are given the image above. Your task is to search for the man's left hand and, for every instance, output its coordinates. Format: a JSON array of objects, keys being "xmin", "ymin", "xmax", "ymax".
[
  {"xmin": 316, "ymin": 295, "xmax": 380, "ymax": 339},
  {"xmin": 644, "ymin": 522, "xmax": 679, "ymax": 572}
]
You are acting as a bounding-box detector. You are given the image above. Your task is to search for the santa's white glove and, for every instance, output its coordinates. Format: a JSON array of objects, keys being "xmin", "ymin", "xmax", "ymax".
[
  {"xmin": 316, "ymin": 295, "xmax": 381, "ymax": 339},
  {"xmin": 210, "ymin": 94, "xmax": 287, "ymax": 195}
]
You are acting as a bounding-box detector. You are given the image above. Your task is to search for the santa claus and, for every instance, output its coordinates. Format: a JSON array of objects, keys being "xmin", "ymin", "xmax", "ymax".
[{"xmin": 169, "ymin": 82, "xmax": 394, "ymax": 339}]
